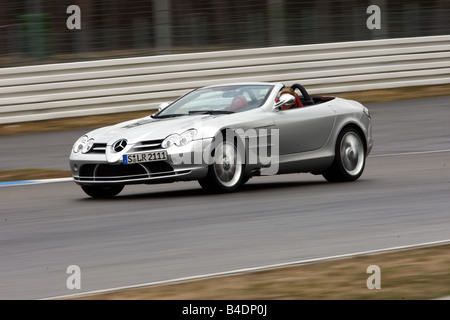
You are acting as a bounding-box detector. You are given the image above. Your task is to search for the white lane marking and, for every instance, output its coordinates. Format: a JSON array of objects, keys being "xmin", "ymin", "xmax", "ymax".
[
  {"xmin": 370, "ymin": 149, "xmax": 450, "ymax": 158},
  {"xmin": 42, "ymin": 238, "xmax": 450, "ymax": 300},
  {"xmin": 0, "ymin": 177, "xmax": 73, "ymax": 187}
]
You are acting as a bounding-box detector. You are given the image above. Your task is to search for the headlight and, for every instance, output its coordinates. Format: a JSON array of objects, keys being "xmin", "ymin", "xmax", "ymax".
[
  {"xmin": 161, "ymin": 134, "xmax": 179, "ymax": 149},
  {"xmin": 83, "ymin": 139, "xmax": 95, "ymax": 153},
  {"xmin": 73, "ymin": 136, "xmax": 87, "ymax": 153},
  {"xmin": 178, "ymin": 129, "xmax": 197, "ymax": 146},
  {"xmin": 161, "ymin": 129, "xmax": 197, "ymax": 148},
  {"xmin": 72, "ymin": 136, "xmax": 95, "ymax": 153}
]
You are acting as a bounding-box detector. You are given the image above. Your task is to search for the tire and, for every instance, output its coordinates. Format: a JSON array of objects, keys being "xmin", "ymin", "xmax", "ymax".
[
  {"xmin": 322, "ymin": 127, "xmax": 366, "ymax": 182},
  {"xmin": 198, "ymin": 134, "xmax": 244, "ymax": 193},
  {"xmin": 81, "ymin": 185, "xmax": 124, "ymax": 198}
]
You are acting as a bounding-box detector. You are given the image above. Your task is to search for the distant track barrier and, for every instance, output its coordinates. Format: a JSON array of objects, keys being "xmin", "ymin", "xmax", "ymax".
[{"xmin": 1, "ymin": 35, "xmax": 449, "ymax": 124}]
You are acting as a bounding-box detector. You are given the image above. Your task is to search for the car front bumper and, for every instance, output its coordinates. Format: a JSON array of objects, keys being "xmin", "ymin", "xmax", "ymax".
[{"xmin": 70, "ymin": 138, "xmax": 213, "ymax": 185}]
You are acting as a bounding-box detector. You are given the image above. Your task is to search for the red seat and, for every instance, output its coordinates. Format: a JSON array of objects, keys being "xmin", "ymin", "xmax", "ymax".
[
  {"xmin": 294, "ymin": 93, "xmax": 303, "ymax": 107},
  {"xmin": 229, "ymin": 95, "xmax": 248, "ymax": 112}
]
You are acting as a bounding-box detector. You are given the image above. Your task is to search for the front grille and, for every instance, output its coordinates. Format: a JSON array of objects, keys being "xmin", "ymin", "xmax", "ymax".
[
  {"xmin": 77, "ymin": 162, "xmax": 185, "ymax": 182},
  {"xmin": 85, "ymin": 140, "xmax": 164, "ymax": 154},
  {"xmin": 129, "ymin": 139, "xmax": 164, "ymax": 152}
]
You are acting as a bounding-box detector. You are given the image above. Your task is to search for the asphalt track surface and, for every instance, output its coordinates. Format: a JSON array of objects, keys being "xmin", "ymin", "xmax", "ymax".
[{"xmin": 0, "ymin": 96, "xmax": 449, "ymax": 299}]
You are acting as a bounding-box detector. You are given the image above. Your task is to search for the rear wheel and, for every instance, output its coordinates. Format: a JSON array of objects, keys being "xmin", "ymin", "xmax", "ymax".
[
  {"xmin": 323, "ymin": 127, "xmax": 366, "ymax": 182},
  {"xmin": 81, "ymin": 185, "xmax": 124, "ymax": 198},
  {"xmin": 198, "ymin": 137, "xmax": 244, "ymax": 193}
]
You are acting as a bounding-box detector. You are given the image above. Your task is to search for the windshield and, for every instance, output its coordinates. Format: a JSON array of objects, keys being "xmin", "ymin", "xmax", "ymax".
[{"xmin": 154, "ymin": 84, "xmax": 274, "ymax": 118}]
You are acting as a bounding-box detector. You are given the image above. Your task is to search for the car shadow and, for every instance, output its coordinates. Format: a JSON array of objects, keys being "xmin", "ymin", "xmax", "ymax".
[{"xmin": 74, "ymin": 178, "xmax": 346, "ymax": 202}]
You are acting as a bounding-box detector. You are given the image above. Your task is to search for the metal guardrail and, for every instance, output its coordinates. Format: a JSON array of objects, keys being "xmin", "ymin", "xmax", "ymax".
[{"xmin": 1, "ymin": 35, "xmax": 449, "ymax": 124}]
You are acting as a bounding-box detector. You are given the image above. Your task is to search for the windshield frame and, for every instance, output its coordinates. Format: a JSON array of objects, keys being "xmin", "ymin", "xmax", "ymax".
[{"xmin": 153, "ymin": 84, "xmax": 275, "ymax": 118}]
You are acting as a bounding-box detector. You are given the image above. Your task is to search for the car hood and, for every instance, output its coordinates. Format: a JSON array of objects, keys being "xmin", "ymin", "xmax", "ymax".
[{"xmin": 85, "ymin": 113, "xmax": 239, "ymax": 144}]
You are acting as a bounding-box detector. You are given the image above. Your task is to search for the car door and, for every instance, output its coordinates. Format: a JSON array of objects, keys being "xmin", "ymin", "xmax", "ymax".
[{"xmin": 273, "ymin": 103, "xmax": 336, "ymax": 155}]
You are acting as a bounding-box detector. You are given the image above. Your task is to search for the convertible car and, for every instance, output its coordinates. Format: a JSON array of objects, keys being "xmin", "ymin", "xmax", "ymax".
[{"xmin": 69, "ymin": 82, "xmax": 373, "ymax": 198}]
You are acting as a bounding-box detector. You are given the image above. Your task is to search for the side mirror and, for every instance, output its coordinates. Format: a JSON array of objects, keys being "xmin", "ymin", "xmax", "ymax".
[
  {"xmin": 157, "ymin": 102, "xmax": 170, "ymax": 111},
  {"xmin": 274, "ymin": 94, "xmax": 295, "ymax": 110}
]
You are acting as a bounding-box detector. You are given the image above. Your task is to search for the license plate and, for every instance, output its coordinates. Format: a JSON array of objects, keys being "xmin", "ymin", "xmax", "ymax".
[{"xmin": 123, "ymin": 151, "xmax": 168, "ymax": 165}]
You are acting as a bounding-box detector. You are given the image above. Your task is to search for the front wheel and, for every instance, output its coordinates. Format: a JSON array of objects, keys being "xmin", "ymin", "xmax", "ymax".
[
  {"xmin": 81, "ymin": 185, "xmax": 124, "ymax": 198},
  {"xmin": 322, "ymin": 127, "xmax": 366, "ymax": 182},
  {"xmin": 198, "ymin": 138, "xmax": 244, "ymax": 193}
]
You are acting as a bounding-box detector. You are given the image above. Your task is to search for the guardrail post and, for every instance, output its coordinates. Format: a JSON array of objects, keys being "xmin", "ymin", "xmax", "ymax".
[
  {"xmin": 267, "ymin": 0, "xmax": 286, "ymax": 46},
  {"xmin": 152, "ymin": 0, "xmax": 172, "ymax": 54}
]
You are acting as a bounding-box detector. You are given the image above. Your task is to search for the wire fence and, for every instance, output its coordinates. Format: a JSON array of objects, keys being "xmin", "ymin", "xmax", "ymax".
[{"xmin": 0, "ymin": 0, "xmax": 449, "ymax": 68}]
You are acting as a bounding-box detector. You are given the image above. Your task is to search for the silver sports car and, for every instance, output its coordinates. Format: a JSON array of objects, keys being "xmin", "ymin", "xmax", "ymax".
[{"xmin": 69, "ymin": 82, "xmax": 373, "ymax": 198}]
